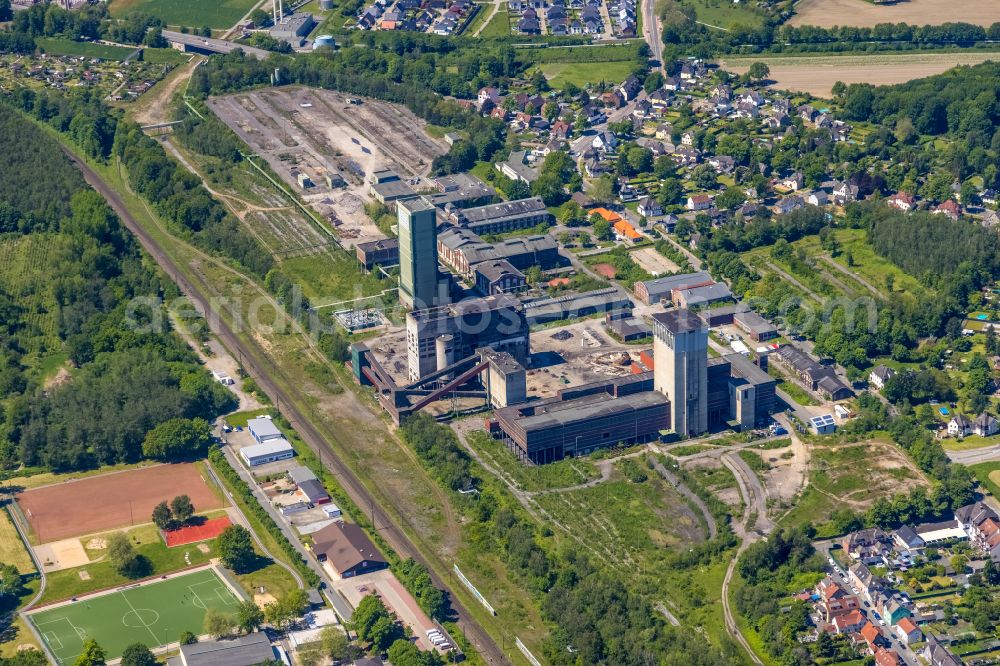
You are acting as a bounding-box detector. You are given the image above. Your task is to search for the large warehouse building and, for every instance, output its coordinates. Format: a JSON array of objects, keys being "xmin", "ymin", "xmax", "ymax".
[{"xmin": 492, "ymin": 373, "xmax": 669, "ymax": 464}]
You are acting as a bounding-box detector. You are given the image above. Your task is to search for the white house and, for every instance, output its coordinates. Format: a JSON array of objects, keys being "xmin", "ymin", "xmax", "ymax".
[
  {"xmin": 687, "ymin": 194, "xmax": 711, "ymax": 211},
  {"xmin": 948, "ymin": 414, "xmax": 972, "ymax": 437},
  {"xmin": 973, "ymin": 412, "xmax": 999, "ymax": 437},
  {"xmin": 869, "ymin": 365, "xmax": 895, "ymax": 391},
  {"xmin": 637, "ymin": 196, "xmax": 663, "ymax": 218}
]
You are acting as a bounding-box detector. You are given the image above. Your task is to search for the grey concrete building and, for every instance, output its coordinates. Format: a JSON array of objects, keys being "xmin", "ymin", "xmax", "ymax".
[
  {"xmin": 398, "ymin": 197, "xmax": 443, "ymax": 310},
  {"xmin": 652, "ymin": 309, "xmax": 708, "ymax": 437}
]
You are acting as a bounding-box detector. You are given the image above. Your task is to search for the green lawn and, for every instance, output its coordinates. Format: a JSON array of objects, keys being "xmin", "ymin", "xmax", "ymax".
[
  {"xmin": 479, "ymin": 9, "xmax": 510, "ymax": 37},
  {"xmin": 536, "ymin": 61, "xmax": 637, "ymax": 89},
  {"xmin": 109, "ymin": 0, "xmax": 260, "ymax": 28},
  {"xmin": 686, "ymin": 0, "xmax": 764, "ymax": 29},
  {"xmin": 29, "ymin": 568, "xmax": 243, "ymax": 664},
  {"xmin": 942, "ymin": 435, "xmax": 1000, "ymax": 451},
  {"xmin": 969, "ymin": 462, "xmax": 1000, "ymax": 500},
  {"xmin": 34, "ymin": 38, "xmax": 137, "ymax": 60}
]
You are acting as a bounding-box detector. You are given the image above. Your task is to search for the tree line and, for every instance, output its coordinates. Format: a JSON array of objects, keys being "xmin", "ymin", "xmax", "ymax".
[{"xmin": 0, "ymin": 110, "xmax": 236, "ymax": 472}]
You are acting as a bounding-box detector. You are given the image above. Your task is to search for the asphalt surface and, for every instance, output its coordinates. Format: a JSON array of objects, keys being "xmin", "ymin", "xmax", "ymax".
[{"xmin": 63, "ymin": 148, "xmax": 509, "ymax": 665}]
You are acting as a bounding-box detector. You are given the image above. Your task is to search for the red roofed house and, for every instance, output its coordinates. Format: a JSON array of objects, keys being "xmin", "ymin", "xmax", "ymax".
[
  {"xmin": 887, "ymin": 191, "xmax": 915, "ymax": 211},
  {"xmin": 895, "ymin": 617, "xmax": 922, "ymax": 645},
  {"xmin": 934, "ymin": 199, "xmax": 961, "ymax": 221},
  {"xmin": 613, "ymin": 219, "xmax": 643, "ymax": 241},
  {"xmin": 831, "ymin": 609, "xmax": 865, "ymax": 634},
  {"xmin": 874, "ymin": 647, "xmax": 901, "ymax": 666},
  {"xmin": 860, "ymin": 622, "xmax": 882, "ymax": 652},
  {"xmin": 815, "ymin": 578, "xmax": 860, "ymax": 622}
]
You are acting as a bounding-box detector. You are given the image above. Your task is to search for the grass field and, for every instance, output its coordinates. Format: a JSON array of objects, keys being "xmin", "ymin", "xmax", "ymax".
[
  {"xmin": 968, "ymin": 462, "xmax": 1000, "ymax": 501},
  {"xmin": 34, "ymin": 38, "xmax": 138, "ymax": 60},
  {"xmin": 29, "ymin": 568, "xmax": 242, "ymax": 664},
  {"xmin": 722, "ymin": 52, "xmax": 1000, "ymax": 98},
  {"xmin": 687, "ymin": 0, "xmax": 764, "ymax": 28},
  {"xmin": 789, "ymin": 0, "xmax": 1000, "ymax": 28},
  {"xmin": 0, "ymin": 508, "xmax": 34, "ymax": 574},
  {"xmin": 109, "ymin": 0, "xmax": 259, "ymax": 28},
  {"xmin": 536, "ymin": 61, "xmax": 638, "ymax": 89},
  {"xmin": 465, "ymin": 431, "xmax": 600, "ymax": 492},
  {"xmin": 478, "ymin": 9, "xmax": 510, "ymax": 37}
]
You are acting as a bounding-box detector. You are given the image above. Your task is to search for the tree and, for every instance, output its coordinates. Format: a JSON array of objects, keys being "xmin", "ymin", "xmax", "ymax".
[
  {"xmin": 747, "ymin": 62, "xmax": 770, "ymax": 82},
  {"xmin": 588, "ymin": 175, "xmax": 614, "ymax": 203},
  {"xmin": 151, "ymin": 501, "xmax": 173, "ymax": 531},
  {"xmin": 692, "ymin": 164, "xmax": 717, "ymax": 190},
  {"xmin": 236, "ymin": 599, "xmax": 264, "ymax": 634},
  {"xmin": 119, "ymin": 644, "xmax": 155, "ymax": 666},
  {"xmin": 626, "ymin": 146, "xmax": 653, "ymax": 175},
  {"xmin": 715, "ymin": 187, "xmax": 746, "ymax": 211},
  {"xmin": 217, "ymin": 525, "xmax": 256, "ymax": 573},
  {"xmin": 0, "ymin": 563, "xmax": 22, "ymax": 600},
  {"xmin": 204, "ymin": 608, "xmax": 236, "ymax": 638},
  {"xmin": 179, "ymin": 631, "xmax": 197, "ymax": 645},
  {"xmin": 141, "ymin": 417, "xmax": 212, "ymax": 461},
  {"xmin": 352, "ymin": 594, "xmax": 391, "ymax": 641},
  {"xmin": 320, "ymin": 627, "xmax": 349, "ymax": 660},
  {"xmin": 368, "ymin": 615, "xmax": 400, "ymax": 652},
  {"xmin": 249, "ymin": 8, "xmax": 272, "ymax": 27},
  {"xmin": 74, "ymin": 639, "xmax": 106, "ymax": 666},
  {"xmin": 170, "ymin": 495, "xmax": 194, "ymax": 524},
  {"xmin": 593, "ymin": 218, "xmax": 613, "ymax": 241},
  {"xmin": 107, "ymin": 533, "xmax": 147, "ymax": 578},
  {"xmin": 265, "ymin": 589, "xmax": 308, "ymax": 630},
  {"xmin": 0, "ymin": 0, "xmax": 12, "ymax": 22}
]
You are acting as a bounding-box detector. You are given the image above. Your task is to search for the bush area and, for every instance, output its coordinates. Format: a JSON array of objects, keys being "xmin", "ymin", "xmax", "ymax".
[
  {"xmin": 208, "ymin": 448, "xmax": 320, "ymax": 587},
  {"xmin": 398, "ymin": 414, "xmax": 741, "ymax": 664}
]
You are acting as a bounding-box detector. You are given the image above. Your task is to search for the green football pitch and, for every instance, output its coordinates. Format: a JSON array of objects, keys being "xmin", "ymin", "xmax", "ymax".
[{"xmin": 28, "ymin": 568, "xmax": 244, "ymax": 664}]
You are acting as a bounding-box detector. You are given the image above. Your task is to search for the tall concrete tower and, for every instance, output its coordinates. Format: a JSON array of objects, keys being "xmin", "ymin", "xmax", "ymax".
[
  {"xmin": 652, "ymin": 309, "xmax": 708, "ymax": 437},
  {"xmin": 397, "ymin": 197, "xmax": 440, "ymax": 310}
]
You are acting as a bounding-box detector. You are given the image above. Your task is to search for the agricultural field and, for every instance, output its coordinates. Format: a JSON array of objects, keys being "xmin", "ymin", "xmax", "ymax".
[
  {"xmin": 109, "ymin": 0, "xmax": 260, "ymax": 29},
  {"xmin": 789, "ymin": 0, "xmax": 1000, "ymax": 28},
  {"xmin": 779, "ymin": 439, "xmax": 930, "ymax": 534},
  {"xmin": 723, "ymin": 52, "xmax": 1000, "ymax": 98},
  {"xmin": 536, "ymin": 61, "xmax": 639, "ymax": 89}
]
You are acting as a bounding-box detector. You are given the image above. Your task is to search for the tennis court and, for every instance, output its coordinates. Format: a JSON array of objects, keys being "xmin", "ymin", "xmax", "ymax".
[{"xmin": 28, "ymin": 567, "xmax": 243, "ymax": 664}]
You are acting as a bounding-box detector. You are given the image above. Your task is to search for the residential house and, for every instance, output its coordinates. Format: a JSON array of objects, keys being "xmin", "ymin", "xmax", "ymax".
[
  {"xmin": 592, "ymin": 131, "xmax": 617, "ymax": 152},
  {"xmin": 477, "ymin": 86, "xmax": 501, "ymax": 108},
  {"xmin": 708, "ymin": 155, "xmax": 735, "ymax": 174},
  {"xmin": 924, "ymin": 635, "xmax": 962, "ymax": 666},
  {"xmin": 934, "ymin": 199, "xmax": 961, "ymax": 221},
  {"xmin": 637, "ymin": 196, "xmax": 663, "ymax": 218},
  {"xmin": 807, "ymin": 190, "xmax": 828, "ymax": 207},
  {"xmin": 887, "ymin": 192, "xmax": 915, "ymax": 211},
  {"xmin": 892, "ymin": 525, "xmax": 925, "ymax": 554},
  {"xmin": 833, "ymin": 180, "xmax": 859, "ymax": 204},
  {"xmin": 848, "ymin": 562, "xmax": 882, "ymax": 603},
  {"xmin": 779, "ymin": 172, "xmax": 803, "ymax": 191},
  {"xmin": 619, "ymin": 76, "xmax": 642, "ymax": 102},
  {"xmin": 879, "ymin": 597, "xmax": 911, "ymax": 626},
  {"xmin": 831, "ymin": 609, "xmax": 865, "ymax": 634},
  {"xmin": 895, "ymin": 617, "xmax": 922, "ymax": 645},
  {"xmin": 874, "ymin": 648, "xmax": 901, "ymax": 666},
  {"xmin": 956, "ymin": 502, "xmax": 1000, "ymax": 560},
  {"xmin": 981, "ymin": 188, "xmax": 998, "ymax": 206},
  {"xmin": 947, "ymin": 414, "xmax": 971, "ymax": 437},
  {"xmin": 973, "ymin": 412, "xmax": 999, "ymax": 437},
  {"xmin": 775, "ymin": 195, "xmax": 804, "ymax": 215},
  {"xmin": 869, "ymin": 365, "xmax": 895, "ymax": 390},
  {"xmin": 662, "ymin": 76, "xmax": 682, "ymax": 91},
  {"xmin": 859, "ymin": 622, "xmax": 884, "ymax": 654},
  {"xmin": 815, "ymin": 578, "xmax": 860, "ymax": 622},
  {"xmin": 687, "ymin": 194, "xmax": 712, "ymax": 211},
  {"xmin": 841, "ymin": 528, "xmax": 892, "ymax": 565}
]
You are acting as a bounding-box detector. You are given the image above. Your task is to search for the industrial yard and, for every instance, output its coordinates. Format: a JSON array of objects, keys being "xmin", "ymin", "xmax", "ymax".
[{"xmin": 207, "ymin": 87, "xmax": 447, "ymax": 249}]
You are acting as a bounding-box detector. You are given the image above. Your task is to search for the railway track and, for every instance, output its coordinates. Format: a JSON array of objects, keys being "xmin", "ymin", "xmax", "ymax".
[{"xmin": 62, "ymin": 146, "xmax": 510, "ymax": 666}]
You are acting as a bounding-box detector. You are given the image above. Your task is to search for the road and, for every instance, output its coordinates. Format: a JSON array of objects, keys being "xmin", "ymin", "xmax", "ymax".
[
  {"xmin": 946, "ymin": 444, "xmax": 1000, "ymax": 465},
  {"xmin": 61, "ymin": 148, "xmax": 509, "ymax": 665},
  {"xmin": 641, "ymin": 0, "xmax": 665, "ymax": 73}
]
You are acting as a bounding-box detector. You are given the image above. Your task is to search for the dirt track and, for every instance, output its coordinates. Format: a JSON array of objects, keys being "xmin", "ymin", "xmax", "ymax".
[
  {"xmin": 17, "ymin": 463, "xmax": 223, "ymax": 542},
  {"xmin": 790, "ymin": 0, "xmax": 1000, "ymax": 28},
  {"xmin": 60, "ymin": 147, "xmax": 508, "ymax": 665}
]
